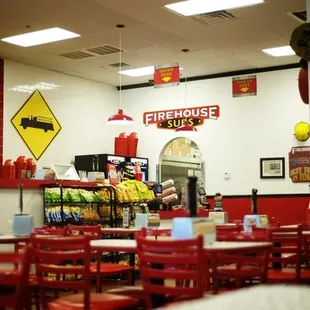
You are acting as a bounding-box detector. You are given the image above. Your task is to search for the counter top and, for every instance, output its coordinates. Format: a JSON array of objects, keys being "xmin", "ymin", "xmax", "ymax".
[
  {"xmin": 157, "ymin": 210, "xmax": 209, "ymax": 219},
  {"xmin": 0, "ymin": 178, "xmax": 99, "ymax": 189}
]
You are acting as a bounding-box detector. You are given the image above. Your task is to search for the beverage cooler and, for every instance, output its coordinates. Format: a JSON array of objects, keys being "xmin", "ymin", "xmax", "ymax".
[{"xmin": 74, "ymin": 153, "xmax": 149, "ymax": 181}]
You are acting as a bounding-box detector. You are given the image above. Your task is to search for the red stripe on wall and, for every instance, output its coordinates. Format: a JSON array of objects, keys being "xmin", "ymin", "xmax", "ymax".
[
  {"xmin": 207, "ymin": 195, "xmax": 309, "ymax": 225},
  {"xmin": 0, "ymin": 58, "xmax": 3, "ymax": 165}
]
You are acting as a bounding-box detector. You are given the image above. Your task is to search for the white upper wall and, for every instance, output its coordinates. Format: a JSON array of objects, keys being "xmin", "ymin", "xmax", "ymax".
[
  {"xmin": 121, "ymin": 68, "xmax": 310, "ymax": 195},
  {"xmin": 4, "ymin": 60, "xmax": 123, "ymax": 167},
  {"xmin": 3, "ymin": 60, "xmax": 309, "ymax": 195}
]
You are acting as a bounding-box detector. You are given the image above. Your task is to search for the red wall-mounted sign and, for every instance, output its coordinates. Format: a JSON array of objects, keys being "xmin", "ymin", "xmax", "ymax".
[
  {"xmin": 289, "ymin": 146, "xmax": 310, "ymax": 183},
  {"xmin": 232, "ymin": 75, "xmax": 257, "ymax": 97},
  {"xmin": 154, "ymin": 65, "xmax": 180, "ymax": 87},
  {"xmin": 143, "ymin": 105, "xmax": 220, "ymax": 130}
]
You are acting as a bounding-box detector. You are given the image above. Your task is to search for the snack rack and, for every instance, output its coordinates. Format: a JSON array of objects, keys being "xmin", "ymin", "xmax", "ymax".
[{"xmin": 41, "ymin": 184, "xmax": 118, "ymax": 227}]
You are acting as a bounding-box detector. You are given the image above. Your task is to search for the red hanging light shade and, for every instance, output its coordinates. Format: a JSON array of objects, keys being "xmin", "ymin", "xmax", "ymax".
[
  {"xmin": 107, "ymin": 109, "xmax": 134, "ymax": 124},
  {"xmin": 107, "ymin": 24, "xmax": 134, "ymax": 125},
  {"xmin": 176, "ymin": 120, "xmax": 197, "ymax": 132}
]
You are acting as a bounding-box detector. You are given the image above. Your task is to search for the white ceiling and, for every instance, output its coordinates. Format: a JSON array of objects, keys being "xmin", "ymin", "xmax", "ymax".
[{"xmin": 0, "ymin": 0, "xmax": 304, "ymax": 87}]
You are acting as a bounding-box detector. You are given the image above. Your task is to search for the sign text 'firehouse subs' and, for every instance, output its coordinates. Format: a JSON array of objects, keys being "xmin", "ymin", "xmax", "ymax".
[{"xmin": 143, "ymin": 105, "xmax": 220, "ymax": 129}]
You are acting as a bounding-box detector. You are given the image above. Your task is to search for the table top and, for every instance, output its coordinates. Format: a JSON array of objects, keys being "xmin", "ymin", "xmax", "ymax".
[
  {"xmin": 90, "ymin": 239, "xmax": 272, "ymax": 253},
  {"xmin": 159, "ymin": 285, "xmax": 310, "ymax": 310},
  {"xmin": 0, "ymin": 234, "xmax": 30, "ymax": 243},
  {"xmin": 101, "ymin": 227, "xmax": 169, "ymax": 234}
]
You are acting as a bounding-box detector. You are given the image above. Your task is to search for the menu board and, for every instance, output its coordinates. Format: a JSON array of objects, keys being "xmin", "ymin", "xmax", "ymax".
[{"xmin": 288, "ymin": 146, "xmax": 310, "ymax": 183}]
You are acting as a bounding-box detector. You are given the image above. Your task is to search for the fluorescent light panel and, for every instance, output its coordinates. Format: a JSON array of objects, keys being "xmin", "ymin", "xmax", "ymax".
[
  {"xmin": 165, "ymin": 0, "xmax": 264, "ymax": 16},
  {"xmin": 262, "ymin": 45, "xmax": 296, "ymax": 57},
  {"xmin": 119, "ymin": 66, "xmax": 183, "ymax": 77},
  {"xmin": 1, "ymin": 27, "xmax": 80, "ymax": 47}
]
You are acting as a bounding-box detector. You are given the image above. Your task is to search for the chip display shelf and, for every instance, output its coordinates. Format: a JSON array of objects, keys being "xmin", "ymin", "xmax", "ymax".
[{"xmin": 42, "ymin": 183, "xmax": 118, "ymax": 228}]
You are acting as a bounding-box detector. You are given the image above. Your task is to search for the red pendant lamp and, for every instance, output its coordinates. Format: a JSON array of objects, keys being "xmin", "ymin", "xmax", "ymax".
[
  {"xmin": 175, "ymin": 49, "xmax": 197, "ymax": 132},
  {"xmin": 176, "ymin": 119, "xmax": 198, "ymax": 132},
  {"xmin": 107, "ymin": 24, "xmax": 134, "ymax": 125}
]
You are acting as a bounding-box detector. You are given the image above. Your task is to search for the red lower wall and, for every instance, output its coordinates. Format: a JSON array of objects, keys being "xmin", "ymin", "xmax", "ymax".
[
  {"xmin": 0, "ymin": 59, "xmax": 3, "ymax": 165},
  {"xmin": 207, "ymin": 195, "xmax": 309, "ymax": 225}
]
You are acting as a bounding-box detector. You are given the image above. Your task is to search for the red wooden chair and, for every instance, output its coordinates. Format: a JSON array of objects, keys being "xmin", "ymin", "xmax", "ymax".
[
  {"xmin": 31, "ymin": 234, "xmax": 138, "ymax": 310},
  {"xmin": 136, "ymin": 228, "xmax": 205, "ymax": 309},
  {"xmin": 209, "ymin": 244, "xmax": 271, "ymax": 294},
  {"xmin": 0, "ymin": 244, "xmax": 33, "ymax": 310},
  {"xmin": 216, "ymin": 225, "xmax": 242, "ymax": 232},
  {"xmin": 64, "ymin": 224, "xmax": 134, "ymax": 293},
  {"xmin": 105, "ymin": 228, "xmax": 172, "ymax": 306},
  {"xmin": 267, "ymin": 225, "xmax": 302, "ymax": 283}
]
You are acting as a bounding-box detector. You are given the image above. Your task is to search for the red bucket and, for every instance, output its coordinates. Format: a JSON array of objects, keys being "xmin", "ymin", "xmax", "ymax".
[
  {"xmin": 114, "ymin": 137, "xmax": 128, "ymax": 156},
  {"xmin": 127, "ymin": 138, "xmax": 138, "ymax": 157}
]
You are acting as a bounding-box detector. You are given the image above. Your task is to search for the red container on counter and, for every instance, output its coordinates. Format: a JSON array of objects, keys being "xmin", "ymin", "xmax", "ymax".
[
  {"xmin": 3, "ymin": 159, "xmax": 15, "ymax": 179},
  {"xmin": 15, "ymin": 156, "xmax": 27, "ymax": 179},
  {"xmin": 26, "ymin": 158, "xmax": 37, "ymax": 178}
]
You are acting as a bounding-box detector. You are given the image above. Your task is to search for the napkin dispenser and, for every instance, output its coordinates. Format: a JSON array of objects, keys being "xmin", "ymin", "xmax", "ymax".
[
  {"xmin": 243, "ymin": 214, "xmax": 269, "ymax": 232},
  {"xmin": 172, "ymin": 217, "xmax": 216, "ymax": 245},
  {"xmin": 209, "ymin": 211, "xmax": 228, "ymax": 224},
  {"xmin": 147, "ymin": 213, "xmax": 160, "ymax": 228},
  {"xmin": 12, "ymin": 214, "xmax": 34, "ymax": 236}
]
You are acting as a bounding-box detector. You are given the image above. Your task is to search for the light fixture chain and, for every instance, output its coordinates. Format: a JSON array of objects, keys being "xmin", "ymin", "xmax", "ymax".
[
  {"xmin": 119, "ymin": 28, "xmax": 122, "ymax": 108},
  {"xmin": 184, "ymin": 51, "xmax": 187, "ymax": 109}
]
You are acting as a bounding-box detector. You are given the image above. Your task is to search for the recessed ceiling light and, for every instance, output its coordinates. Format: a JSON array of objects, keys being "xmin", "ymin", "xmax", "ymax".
[
  {"xmin": 1, "ymin": 27, "xmax": 80, "ymax": 47},
  {"xmin": 164, "ymin": 0, "xmax": 264, "ymax": 16},
  {"xmin": 119, "ymin": 66, "xmax": 183, "ymax": 77},
  {"xmin": 262, "ymin": 45, "xmax": 296, "ymax": 57}
]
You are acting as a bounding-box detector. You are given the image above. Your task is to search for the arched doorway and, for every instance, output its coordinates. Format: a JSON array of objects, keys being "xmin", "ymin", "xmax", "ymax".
[{"xmin": 158, "ymin": 137, "xmax": 205, "ymax": 204}]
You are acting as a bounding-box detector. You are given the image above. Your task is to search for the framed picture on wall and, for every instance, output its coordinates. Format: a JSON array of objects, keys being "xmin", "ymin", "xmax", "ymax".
[{"xmin": 260, "ymin": 157, "xmax": 285, "ymax": 179}]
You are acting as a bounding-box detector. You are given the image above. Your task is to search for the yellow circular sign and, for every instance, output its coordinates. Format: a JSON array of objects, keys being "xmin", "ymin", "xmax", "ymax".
[{"xmin": 294, "ymin": 121, "xmax": 310, "ymax": 142}]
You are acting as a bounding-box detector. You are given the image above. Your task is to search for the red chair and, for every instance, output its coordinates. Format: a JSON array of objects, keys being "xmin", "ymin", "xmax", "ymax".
[
  {"xmin": 269, "ymin": 217, "xmax": 280, "ymax": 228},
  {"xmin": 64, "ymin": 224, "xmax": 134, "ymax": 293},
  {"xmin": 31, "ymin": 235, "xmax": 138, "ymax": 310},
  {"xmin": 267, "ymin": 225, "xmax": 302, "ymax": 283},
  {"xmin": 137, "ymin": 228, "xmax": 205, "ymax": 309},
  {"xmin": 105, "ymin": 228, "xmax": 172, "ymax": 306},
  {"xmin": 0, "ymin": 244, "xmax": 33, "ymax": 310},
  {"xmin": 209, "ymin": 244, "xmax": 271, "ymax": 294},
  {"xmin": 216, "ymin": 225, "xmax": 242, "ymax": 232}
]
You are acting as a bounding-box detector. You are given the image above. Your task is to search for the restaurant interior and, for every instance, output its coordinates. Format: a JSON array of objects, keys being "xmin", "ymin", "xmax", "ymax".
[{"xmin": 1, "ymin": 0, "xmax": 310, "ymax": 309}]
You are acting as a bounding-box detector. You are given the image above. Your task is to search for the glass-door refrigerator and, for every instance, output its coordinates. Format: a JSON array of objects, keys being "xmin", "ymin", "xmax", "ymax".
[
  {"xmin": 127, "ymin": 156, "xmax": 149, "ymax": 182},
  {"xmin": 74, "ymin": 153, "xmax": 149, "ymax": 181}
]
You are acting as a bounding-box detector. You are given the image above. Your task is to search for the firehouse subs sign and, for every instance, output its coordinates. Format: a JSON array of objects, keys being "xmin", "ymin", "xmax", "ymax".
[{"xmin": 143, "ymin": 105, "xmax": 220, "ymax": 130}]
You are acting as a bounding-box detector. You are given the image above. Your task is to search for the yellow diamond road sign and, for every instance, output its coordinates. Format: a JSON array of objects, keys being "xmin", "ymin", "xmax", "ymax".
[{"xmin": 11, "ymin": 90, "xmax": 62, "ymax": 160}]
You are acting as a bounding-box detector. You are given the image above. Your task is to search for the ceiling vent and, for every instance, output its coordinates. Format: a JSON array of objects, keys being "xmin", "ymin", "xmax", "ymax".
[
  {"xmin": 108, "ymin": 62, "xmax": 130, "ymax": 68},
  {"xmin": 289, "ymin": 10, "xmax": 307, "ymax": 23},
  {"xmin": 192, "ymin": 10, "xmax": 237, "ymax": 25},
  {"xmin": 59, "ymin": 51, "xmax": 95, "ymax": 60},
  {"xmin": 85, "ymin": 44, "xmax": 122, "ymax": 56}
]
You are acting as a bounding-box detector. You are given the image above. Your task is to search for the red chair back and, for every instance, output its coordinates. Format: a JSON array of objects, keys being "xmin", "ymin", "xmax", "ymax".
[
  {"xmin": 135, "ymin": 228, "xmax": 171, "ymax": 238},
  {"xmin": 210, "ymin": 243, "xmax": 271, "ymax": 294},
  {"xmin": 136, "ymin": 227, "xmax": 204, "ymax": 309},
  {"xmin": 268, "ymin": 225, "xmax": 302, "ymax": 280},
  {"xmin": 0, "ymin": 245, "xmax": 33, "ymax": 310},
  {"xmin": 64, "ymin": 224, "xmax": 101, "ymax": 239},
  {"xmin": 216, "ymin": 225, "xmax": 241, "ymax": 231},
  {"xmin": 31, "ymin": 235, "xmax": 92, "ymax": 310}
]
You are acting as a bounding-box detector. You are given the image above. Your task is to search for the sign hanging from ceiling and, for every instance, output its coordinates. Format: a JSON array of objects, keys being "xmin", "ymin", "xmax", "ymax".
[
  {"xmin": 154, "ymin": 64, "xmax": 180, "ymax": 88},
  {"xmin": 11, "ymin": 90, "xmax": 62, "ymax": 160},
  {"xmin": 143, "ymin": 105, "xmax": 220, "ymax": 130},
  {"xmin": 232, "ymin": 75, "xmax": 257, "ymax": 97},
  {"xmin": 288, "ymin": 146, "xmax": 310, "ymax": 183}
]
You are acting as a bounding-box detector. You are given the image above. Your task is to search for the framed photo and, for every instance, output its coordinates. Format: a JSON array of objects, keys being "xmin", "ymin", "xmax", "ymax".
[{"xmin": 260, "ymin": 157, "xmax": 285, "ymax": 179}]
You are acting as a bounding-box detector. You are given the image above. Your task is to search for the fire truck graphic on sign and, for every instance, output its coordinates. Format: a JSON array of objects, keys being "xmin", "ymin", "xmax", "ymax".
[{"xmin": 11, "ymin": 90, "xmax": 62, "ymax": 160}]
